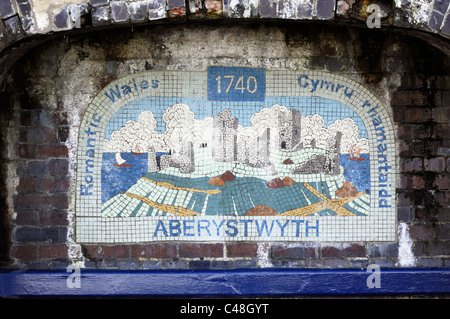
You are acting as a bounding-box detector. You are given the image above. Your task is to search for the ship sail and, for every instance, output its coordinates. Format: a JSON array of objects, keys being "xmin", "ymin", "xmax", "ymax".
[
  {"xmin": 349, "ymin": 145, "xmax": 355, "ymax": 158},
  {"xmin": 132, "ymin": 145, "xmax": 142, "ymax": 155},
  {"xmin": 348, "ymin": 144, "xmax": 361, "ymax": 158},
  {"xmin": 347, "ymin": 144, "xmax": 365, "ymax": 161},
  {"xmin": 115, "ymin": 153, "xmax": 126, "ymax": 165}
]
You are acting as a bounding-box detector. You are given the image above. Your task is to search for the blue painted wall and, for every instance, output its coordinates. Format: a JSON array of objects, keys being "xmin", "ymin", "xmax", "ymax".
[{"xmin": 1, "ymin": 268, "xmax": 449, "ymax": 298}]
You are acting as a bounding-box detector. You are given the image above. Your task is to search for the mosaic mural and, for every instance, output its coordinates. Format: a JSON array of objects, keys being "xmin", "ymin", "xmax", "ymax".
[{"xmin": 76, "ymin": 68, "xmax": 396, "ymax": 242}]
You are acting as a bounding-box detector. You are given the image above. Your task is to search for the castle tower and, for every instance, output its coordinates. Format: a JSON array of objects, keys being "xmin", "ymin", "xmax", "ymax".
[
  {"xmin": 257, "ymin": 128, "xmax": 270, "ymax": 166},
  {"xmin": 147, "ymin": 146, "xmax": 158, "ymax": 172},
  {"xmin": 179, "ymin": 140, "xmax": 195, "ymax": 173},
  {"xmin": 277, "ymin": 109, "xmax": 302, "ymax": 150},
  {"xmin": 324, "ymin": 131, "xmax": 342, "ymax": 175},
  {"xmin": 277, "ymin": 111, "xmax": 289, "ymax": 149},
  {"xmin": 290, "ymin": 109, "xmax": 302, "ymax": 150},
  {"xmin": 213, "ymin": 109, "xmax": 238, "ymax": 162}
]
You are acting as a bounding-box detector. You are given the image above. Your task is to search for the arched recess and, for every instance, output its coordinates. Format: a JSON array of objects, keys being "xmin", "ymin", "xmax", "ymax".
[{"xmin": 0, "ymin": 12, "xmax": 448, "ymax": 269}]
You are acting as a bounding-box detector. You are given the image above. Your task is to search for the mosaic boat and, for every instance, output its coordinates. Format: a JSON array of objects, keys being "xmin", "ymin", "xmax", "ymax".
[
  {"xmin": 112, "ymin": 153, "xmax": 131, "ymax": 167},
  {"xmin": 347, "ymin": 145, "xmax": 365, "ymax": 161},
  {"xmin": 132, "ymin": 145, "xmax": 143, "ymax": 156}
]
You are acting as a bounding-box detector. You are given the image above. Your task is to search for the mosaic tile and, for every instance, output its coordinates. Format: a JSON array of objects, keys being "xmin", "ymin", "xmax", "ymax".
[{"xmin": 76, "ymin": 68, "xmax": 396, "ymax": 243}]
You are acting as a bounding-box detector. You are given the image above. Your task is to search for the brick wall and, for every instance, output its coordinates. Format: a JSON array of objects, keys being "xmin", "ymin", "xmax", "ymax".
[
  {"xmin": 1, "ymin": 21, "xmax": 449, "ymax": 270},
  {"xmin": 9, "ymin": 87, "xmax": 70, "ymax": 268},
  {"xmin": 391, "ymin": 43, "xmax": 450, "ymax": 267}
]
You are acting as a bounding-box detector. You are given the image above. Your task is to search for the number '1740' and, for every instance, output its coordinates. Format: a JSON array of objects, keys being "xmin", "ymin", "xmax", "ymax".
[{"xmin": 215, "ymin": 75, "xmax": 258, "ymax": 94}]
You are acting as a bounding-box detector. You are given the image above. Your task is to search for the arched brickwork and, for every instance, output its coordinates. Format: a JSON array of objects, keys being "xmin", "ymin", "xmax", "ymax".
[{"xmin": 0, "ymin": 0, "xmax": 450, "ymax": 70}]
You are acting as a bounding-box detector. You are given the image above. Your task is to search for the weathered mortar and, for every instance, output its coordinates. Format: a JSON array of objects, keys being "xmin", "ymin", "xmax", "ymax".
[
  {"xmin": 0, "ymin": 89, "xmax": 13, "ymax": 266},
  {"xmin": 2, "ymin": 21, "xmax": 450, "ymax": 269}
]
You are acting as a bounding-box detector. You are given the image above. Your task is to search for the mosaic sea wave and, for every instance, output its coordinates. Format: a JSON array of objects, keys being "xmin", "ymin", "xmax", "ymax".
[{"xmin": 101, "ymin": 150, "xmax": 370, "ymax": 217}]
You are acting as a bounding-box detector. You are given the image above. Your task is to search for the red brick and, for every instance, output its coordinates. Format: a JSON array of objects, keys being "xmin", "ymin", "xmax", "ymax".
[
  {"xmin": 414, "ymin": 124, "xmax": 433, "ymax": 139},
  {"xmin": 19, "ymin": 127, "xmax": 56, "ymax": 143},
  {"xmin": 43, "ymin": 128, "xmax": 58, "ymax": 143},
  {"xmin": 409, "ymin": 224, "xmax": 437, "ymax": 240},
  {"xmin": 16, "ymin": 194, "xmax": 53, "ymax": 209},
  {"xmin": 391, "ymin": 90, "xmax": 427, "ymax": 106},
  {"xmin": 37, "ymin": 177, "xmax": 54, "ymax": 192},
  {"xmin": 410, "ymin": 141, "xmax": 425, "ymax": 157},
  {"xmin": 38, "ymin": 211, "xmax": 68, "ymax": 226},
  {"xmin": 19, "ymin": 129, "xmax": 28, "ymax": 143},
  {"xmin": 398, "ymin": 140, "xmax": 410, "ymax": 157},
  {"xmin": 424, "ymin": 157, "xmax": 446, "ymax": 172},
  {"xmin": 226, "ymin": 243, "xmax": 258, "ymax": 257},
  {"xmin": 271, "ymin": 244, "xmax": 316, "ymax": 259},
  {"xmin": 414, "ymin": 206, "xmax": 439, "ymax": 222},
  {"xmin": 398, "ymin": 175, "xmax": 408, "ymax": 189},
  {"xmin": 440, "ymin": 89, "xmax": 450, "ymax": 106},
  {"xmin": 17, "ymin": 144, "xmax": 36, "ymax": 158},
  {"xmin": 434, "ymin": 175, "xmax": 450, "ymax": 190},
  {"xmin": 37, "ymin": 177, "xmax": 70, "ymax": 192},
  {"xmin": 432, "ymin": 107, "xmax": 450, "ymax": 123},
  {"xmin": 414, "ymin": 241, "xmax": 450, "ymax": 256},
  {"xmin": 393, "ymin": 106, "xmax": 405, "ymax": 123},
  {"xmin": 12, "ymin": 210, "xmax": 38, "ymax": 225},
  {"xmin": 321, "ymin": 244, "xmax": 365, "ymax": 258},
  {"xmin": 37, "ymin": 144, "xmax": 68, "ymax": 158},
  {"xmin": 404, "ymin": 107, "xmax": 432, "ymax": 123},
  {"xmin": 103, "ymin": 245, "xmax": 130, "ymax": 258},
  {"xmin": 83, "ymin": 245, "xmax": 102, "ymax": 258},
  {"xmin": 435, "ymin": 191, "xmax": 450, "ymax": 206},
  {"xmin": 397, "ymin": 124, "xmax": 415, "ymax": 140},
  {"xmin": 84, "ymin": 245, "xmax": 130, "ymax": 259},
  {"xmin": 411, "ymin": 175, "xmax": 425, "ymax": 189},
  {"xmin": 401, "ymin": 158, "xmax": 423, "ymax": 172},
  {"xmin": 11, "ymin": 245, "xmax": 37, "ymax": 260},
  {"xmin": 14, "ymin": 226, "xmax": 66, "ymax": 244},
  {"xmin": 16, "ymin": 177, "xmax": 36, "ymax": 193},
  {"xmin": 436, "ymin": 207, "xmax": 450, "ymax": 222},
  {"xmin": 436, "ymin": 77, "xmax": 450, "ymax": 90},
  {"xmin": 435, "ymin": 124, "xmax": 450, "ymax": 139},
  {"xmin": 39, "ymin": 244, "xmax": 68, "ymax": 258},
  {"xmin": 179, "ymin": 244, "xmax": 223, "ymax": 258},
  {"xmin": 131, "ymin": 244, "xmax": 177, "ymax": 258},
  {"xmin": 397, "ymin": 74, "xmax": 423, "ymax": 90},
  {"xmin": 439, "ymin": 223, "xmax": 450, "ymax": 240},
  {"xmin": 48, "ymin": 159, "xmax": 69, "ymax": 175},
  {"xmin": 15, "ymin": 194, "xmax": 68, "ymax": 210},
  {"xmin": 54, "ymin": 177, "xmax": 70, "ymax": 191},
  {"xmin": 25, "ymin": 161, "xmax": 48, "ymax": 176}
]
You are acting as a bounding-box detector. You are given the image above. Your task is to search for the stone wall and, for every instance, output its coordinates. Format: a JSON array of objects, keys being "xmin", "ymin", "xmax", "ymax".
[
  {"xmin": 1, "ymin": 0, "xmax": 450, "ymax": 37},
  {"xmin": 1, "ymin": 0, "xmax": 450, "ymax": 79},
  {"xmin": 1, "ymin": 19, "xmax": 449, "ymax": 270}
]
